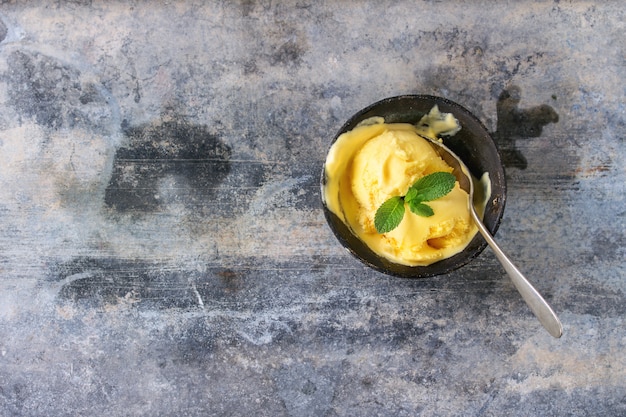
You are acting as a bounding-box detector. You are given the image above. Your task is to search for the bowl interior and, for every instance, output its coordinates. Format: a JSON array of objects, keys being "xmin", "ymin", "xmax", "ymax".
[{"xmin": 321, "ymin": 95, "xmax": 506, "ymax": 278}]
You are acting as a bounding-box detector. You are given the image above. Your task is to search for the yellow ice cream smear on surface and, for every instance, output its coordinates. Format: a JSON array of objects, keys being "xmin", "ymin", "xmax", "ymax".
[{"xmin": 324, "ymin": 109, "xmax": 482, "ymax": 266}]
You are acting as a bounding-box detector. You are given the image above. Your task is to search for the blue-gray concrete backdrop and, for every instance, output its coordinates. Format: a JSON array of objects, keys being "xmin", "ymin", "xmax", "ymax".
[{"xmin": 0, "ymin": 1, "xmax": 624, "ymax": 416}]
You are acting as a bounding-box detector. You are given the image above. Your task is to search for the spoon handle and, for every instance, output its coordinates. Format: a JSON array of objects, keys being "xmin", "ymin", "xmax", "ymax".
[{"xmin": 470, "ymin": 211, "xmax": 563, "ymax": 338}]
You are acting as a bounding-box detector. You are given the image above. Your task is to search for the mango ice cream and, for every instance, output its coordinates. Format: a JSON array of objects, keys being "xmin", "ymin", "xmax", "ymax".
[{"xmin": 323, "ymin": 106, "xmax": 486, "ymax": 266}]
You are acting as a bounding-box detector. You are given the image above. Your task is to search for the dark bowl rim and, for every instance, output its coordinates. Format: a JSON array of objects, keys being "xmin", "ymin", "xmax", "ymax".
[{"xmin": 321, "ymin": 94, "xmax": 507, "ymax": 278}]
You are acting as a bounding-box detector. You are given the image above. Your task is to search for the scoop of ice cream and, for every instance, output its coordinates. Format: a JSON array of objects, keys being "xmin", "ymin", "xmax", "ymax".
[
  {"xmin": 350, "ymin": 127, "xmax": 452, "ymax": 233},
  {"xmin": 323, "ymin": 110, "xmax": 482, "ymax": 266}
]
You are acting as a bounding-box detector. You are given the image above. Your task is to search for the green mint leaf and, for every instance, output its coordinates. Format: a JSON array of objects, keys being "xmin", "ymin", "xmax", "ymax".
[
  {"xmin": 410, "ymin": 171, "xmax": 456, "ymax": 202},
  {"xmin": 404, "ymin": 186, "xmax": 418, "ymax": 204},
  {"xmin": 374, "ymin": 196, "xmax": 405, "ymax": 233},
  {"xmin": 408, "ymin": 201, "xmax": 434, "ymax": 217}
]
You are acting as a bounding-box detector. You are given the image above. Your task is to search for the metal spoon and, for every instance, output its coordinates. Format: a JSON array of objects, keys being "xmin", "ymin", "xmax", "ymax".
[{"xmin": 420, "ymin": 134, "xmax": 563, "ymax": 338}]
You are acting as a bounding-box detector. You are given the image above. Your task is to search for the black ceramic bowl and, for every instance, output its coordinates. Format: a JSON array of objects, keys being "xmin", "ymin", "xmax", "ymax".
[{"xmin": 321, "ymin": 95, "xmax": 506, "ymax": 278}]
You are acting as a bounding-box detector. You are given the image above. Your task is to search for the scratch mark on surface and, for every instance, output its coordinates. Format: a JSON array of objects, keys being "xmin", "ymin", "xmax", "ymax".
[
  {"xmin": 69, "ymin": 143, "xmax": 76, "ymax": 173},
  {"xmin": 191, "ymin": 282, "xmax": 205, "ymax": 310}
]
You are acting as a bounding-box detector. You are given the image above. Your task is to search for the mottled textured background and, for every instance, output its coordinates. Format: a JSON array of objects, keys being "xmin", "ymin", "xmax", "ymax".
[{"xmin": 0, "ymin": 1, "xmax": 624, "ymax": 416}]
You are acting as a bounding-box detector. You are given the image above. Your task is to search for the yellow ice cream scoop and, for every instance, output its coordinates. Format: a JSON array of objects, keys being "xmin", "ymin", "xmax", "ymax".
[{"xmin": 323, "ymin": 108, "xmax": 481, "ymax": 266}]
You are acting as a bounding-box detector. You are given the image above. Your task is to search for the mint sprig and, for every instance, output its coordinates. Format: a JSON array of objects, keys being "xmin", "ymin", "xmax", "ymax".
[{"xmin": 373, "ymin": 172, "xmax": 456, "ymax": 234}]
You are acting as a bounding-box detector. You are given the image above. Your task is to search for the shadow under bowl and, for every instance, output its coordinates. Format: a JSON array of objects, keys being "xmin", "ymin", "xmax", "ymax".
[{"xmin": 321, "ymin": 95, "xmax": 507, "ymax": 278}]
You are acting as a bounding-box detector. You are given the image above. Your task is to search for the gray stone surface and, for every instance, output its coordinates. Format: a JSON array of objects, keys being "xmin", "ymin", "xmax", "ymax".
[{"xmin": 0, "ymin": 1, "xmax": 624, "ymax": 416}]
